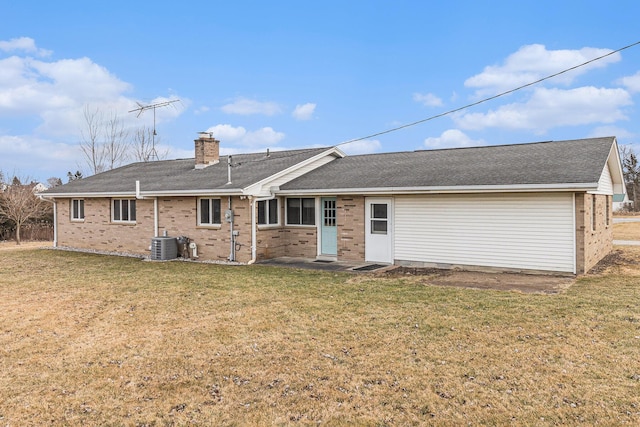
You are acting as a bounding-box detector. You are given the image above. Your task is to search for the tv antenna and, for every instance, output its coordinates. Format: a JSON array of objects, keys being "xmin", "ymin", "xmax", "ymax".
[{"xmin": 128, "ymin": 99, "xmax": 180, "ymax": 160}]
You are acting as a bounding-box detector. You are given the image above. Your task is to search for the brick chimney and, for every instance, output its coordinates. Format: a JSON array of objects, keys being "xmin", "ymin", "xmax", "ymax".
[{"xmin": 195, "ymin": 132, "xmax": 220, "ymax": 168}]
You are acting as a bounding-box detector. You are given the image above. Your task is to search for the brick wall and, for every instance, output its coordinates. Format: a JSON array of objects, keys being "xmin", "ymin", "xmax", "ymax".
[
  {"xmin": 255, "ymin": 198, "xmax": 317, "ymax": 260},
  {"xmin": 157, "ymin": 196, "xmax": 253, "ymax": 262},
  {"xmin": 55, "ymin": 196, "xmax": 254, "ymax": 262},
  {"xmin": 337, "ymin": 195, "xmax": 365, "ymax": 261},
  {"xmin": 575, "ymin": 193, "xmax": 613, "ymax": 274},
  {"xmin": 56, "ymin": 198, "xmax": 154, "ymax": 254}
]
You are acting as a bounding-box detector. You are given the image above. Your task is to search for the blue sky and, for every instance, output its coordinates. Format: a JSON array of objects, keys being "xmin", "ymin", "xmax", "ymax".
[{"xmin": 1, "ymin": 0, "xmax": 639, "ymax": 183}]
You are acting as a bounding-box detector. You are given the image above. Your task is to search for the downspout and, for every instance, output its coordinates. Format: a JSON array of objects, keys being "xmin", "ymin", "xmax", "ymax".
[
  {"xmin": 154, "ymin": 197, "xmax": 159, "ymax": 237},
  {"xmin": 228, "ymin": 196, "xmax": 234, "ymax": 261},
  {"xmin": 38, "ymin": 195, "xmax": 57, "ymax": 247},
  {"xmin": 247, "ymin": 195, "xmax": 275, "ymax": 265},
  {"xmin": 136, "ymin": 180, "xmax": 158, "ymax": 238}
]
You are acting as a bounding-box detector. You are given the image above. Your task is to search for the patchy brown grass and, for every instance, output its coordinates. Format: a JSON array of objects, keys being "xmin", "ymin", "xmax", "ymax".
[
  {"xmin": 1, "ymin": 249, "xmax": 639, "ymax": 426},
  {"xmin": 614, "ymin": 220, "xmax": 640, "ymax": 241}
]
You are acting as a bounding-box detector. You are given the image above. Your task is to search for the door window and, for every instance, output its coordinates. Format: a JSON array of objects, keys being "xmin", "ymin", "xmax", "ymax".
[
  {"xmin": 371, "ymin": 203, "xmax": 388, "ymax": 234},
  {"xmin": 323, "ymin": 199, "xmax": 336, "ymax": 226}
]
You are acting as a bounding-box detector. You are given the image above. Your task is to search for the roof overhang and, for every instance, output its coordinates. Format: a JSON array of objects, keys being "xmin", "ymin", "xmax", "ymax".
[
  {"xmin": 39, "ymin": 188, "xmax": 244, "ymax": 198},
  {"xmin": 275, "ymin": 182, "xmax": 598, "ymax": 196}
]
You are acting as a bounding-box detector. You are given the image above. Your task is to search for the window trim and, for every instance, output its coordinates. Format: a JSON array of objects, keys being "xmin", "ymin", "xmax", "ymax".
[
  {"xmin": 257, "ymin": 198, "xmax": 280, "ymax": 227},
  {"xmin": 111, "ymin": 198, "xmax": 137, "ymax": 224},
  {"xmin": 197, "ymin": 197, "xmax": 222, "ymax": 227},
  {"xmin": 71, "ymin": 198, "xmax": 85, "ymax": 221},
  {"xmin": 285, "ymin": 197, "xmax": 316, "ymax": 226}
]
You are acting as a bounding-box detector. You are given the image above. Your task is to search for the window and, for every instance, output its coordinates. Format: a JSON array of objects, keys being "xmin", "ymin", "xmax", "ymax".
[
  {"xmin": 286, "ymin": 197, "xmax": 315, "ymax": 225},
  {"xmin": 71, "ymin": 199, "xmax": 84, "ymax": 221},
  {"xmin": 606, "ymin": 195, "xmax": 611, "ymax": 226},
  {"xmin": 112, "ymin": 199, "xmax": 136, "ymax": 223},
  {"xmin": 370, "ymin": 203, "xmax": 388, "ymax": 234},
  {"xmin": 258, "ymin": 199, "xmax": 279, "ymax": 225},
  {"xmin": 198, "ymin": 198, "xmax": 221, "ymax": 225}
]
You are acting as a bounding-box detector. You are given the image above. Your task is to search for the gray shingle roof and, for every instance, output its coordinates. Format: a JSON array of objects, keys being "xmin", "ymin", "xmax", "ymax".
[
  {"xmin": 43, "ymin": 147, "xmax": 331, "ymax": 195},
  {"xmin": 280, "ymin": 137, "xmax": 616, "ymax": 191}
]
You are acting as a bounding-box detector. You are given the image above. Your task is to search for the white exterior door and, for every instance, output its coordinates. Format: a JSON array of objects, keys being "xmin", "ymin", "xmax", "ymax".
[
  {"xmin": 394, "ymin": 193, "xmax": 575, "ymax": 273},
  {"xmin": 365, "ymin": 198, "xmax": 393, "ymax": 263}
]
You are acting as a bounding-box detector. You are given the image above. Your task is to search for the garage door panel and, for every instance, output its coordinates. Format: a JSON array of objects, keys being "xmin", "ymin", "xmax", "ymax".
[{"xmin": 394, "ymin": 193, "xmax": 575, "ymax": 273}]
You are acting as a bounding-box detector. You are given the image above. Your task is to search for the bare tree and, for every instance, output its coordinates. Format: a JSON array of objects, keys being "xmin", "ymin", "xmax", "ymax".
[
  {"xmin": 47, "ymin": 177, "xmax": 63, "ymax": 188},
  {"xmin": 79, "ymin": 105, "xmax": 107, "ymax": 175},
  {"xmin": 0, "ymin": 177, "xmax": 51, "ymax": 245},
  {"xmin": 131, "ymin": 126, "xmax": 168, "ymax": 162},
  {"xmin": 620, "ymin": 145, "xmax": 640, "ymax": 211},
  {"xmin": 105, "ymin": 111, "xmax": 130, "ymax": 170}
]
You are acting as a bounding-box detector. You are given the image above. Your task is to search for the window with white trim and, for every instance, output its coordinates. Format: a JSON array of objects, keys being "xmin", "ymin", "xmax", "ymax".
[
  {"xmin": 112, "ymin": 199, "xmax": 136, "ymax": 223},
  {"xmin": 71, "ymin": 199, "xmax": 84, "ymax": 221},
  {"xmin": 258, "ymin": 199, "xmax": 279, "ymax": 225},
  {"xmin": 198, "ymin": 197, "xmax": 221, "ymax": 226},
  {"xmin": 286, "ymin": 197, "xmax": 315, "ymax": 225}
]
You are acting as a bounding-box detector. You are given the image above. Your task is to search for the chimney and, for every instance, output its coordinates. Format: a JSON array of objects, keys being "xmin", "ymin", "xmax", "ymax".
[{"xmin": 195, "ymin": 132, "xmax": 220, "ymax": 168}]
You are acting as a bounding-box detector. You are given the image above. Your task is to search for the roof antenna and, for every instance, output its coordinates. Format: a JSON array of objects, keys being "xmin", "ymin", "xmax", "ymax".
[{"xmin": 129, "ymin": 99, "xmax": 181, "ymax": 160}]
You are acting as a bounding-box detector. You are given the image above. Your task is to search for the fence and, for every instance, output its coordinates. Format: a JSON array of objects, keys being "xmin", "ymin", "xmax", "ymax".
[{"xmin": 0, "ymin": 222, "xmax": 54, "ymax": 242}]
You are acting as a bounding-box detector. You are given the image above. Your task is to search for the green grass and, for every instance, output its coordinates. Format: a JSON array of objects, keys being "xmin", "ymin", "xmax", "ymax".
[{"xmin": 1, "ymin": 249, "xmax": 639, "ymax": 426}]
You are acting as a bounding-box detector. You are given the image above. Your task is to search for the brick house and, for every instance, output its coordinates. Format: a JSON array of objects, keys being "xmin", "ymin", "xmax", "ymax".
[{"xmin": 41, "ymin": 135, "xmax": 625, "ymax": 274}]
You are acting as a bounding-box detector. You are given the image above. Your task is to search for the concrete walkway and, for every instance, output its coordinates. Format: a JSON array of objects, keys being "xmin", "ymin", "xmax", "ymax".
[
  {"xmin": 613, "ymin": 216, "xmax": 640, "ymax": 223},
  {"xmin": 613, "ymin": 216, "xmax": 640, "ymax": 245}
]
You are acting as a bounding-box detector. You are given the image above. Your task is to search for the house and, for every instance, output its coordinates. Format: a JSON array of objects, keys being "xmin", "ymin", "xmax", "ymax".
[
  {"xmin": 613, "ymin": 193, "xmax": 633, "ymax": 212},
  {"xmin": 41, "ymin": 134, "xmax": 626, "ymax": 274}
]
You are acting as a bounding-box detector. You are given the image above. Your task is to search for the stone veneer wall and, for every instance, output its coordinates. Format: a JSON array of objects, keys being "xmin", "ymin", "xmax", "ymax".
[{"xmin": 575, "ymin": 193, "xmax": 613, "ymax": 274}]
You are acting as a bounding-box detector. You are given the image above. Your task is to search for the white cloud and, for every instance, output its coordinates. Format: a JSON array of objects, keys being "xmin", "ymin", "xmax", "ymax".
[
  {"xmin": 194, "ymin": 105, "xmax": 210, "ymax": 115},
  {"xmin": 455, "ymin": 86, "xmax": 632, "ymax": 133},
  {"xmin": 0, "ymin": 134, "xmax": 81, "ymax": 178},
  {"xmin": 221, "ymin": 97, "xmax": 282, "ymax": 116},
  {"xmin": 339, "ymin": 139, "xmax": 381, "ymax": 155},
  {"xmin": 292, "ymin": 103, "xmax": 316, "ymax": 120},
  {"xmin": 205, "ymin": 124, "xmax": 247, "ymax": 141},
  {"xmin": 618, "ymin": 71, "xmax": 640, "ymax": 93},
  {"xmin": 0, "ymin": 52, "xmax": 145, "ymax": 137},
  {"xmin": 413, "ymin": 92, "xmax": 443, "ymax": 107},
  {"xmin": 0, "ymin": 37, "xmax": 52, "ymax": 57},
  {"xmin": 205, "ymin": 123, "xmax": 285, "ymax": 148},
  {"xmin": 423, "ymin": 130, "xmax": 484, "ymax": 149},
  {"xmin": 465, "ymin": 44, "xmax": 621, "ymax": 96},
  {"xmin": 588, "ymin": 126, "xmax": 635, "ymax": 139}
]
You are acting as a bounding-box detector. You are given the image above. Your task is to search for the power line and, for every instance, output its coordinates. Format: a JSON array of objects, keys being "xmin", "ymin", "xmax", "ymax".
[{"xmin": 336, "ymin": 40, "xmax": 640, "ymax": 148}]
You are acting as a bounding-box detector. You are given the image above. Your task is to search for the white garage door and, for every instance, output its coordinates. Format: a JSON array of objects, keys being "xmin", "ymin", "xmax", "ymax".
[{"xmin": 394, "ymin": 193, "xmax": 575, "ymax": 273}]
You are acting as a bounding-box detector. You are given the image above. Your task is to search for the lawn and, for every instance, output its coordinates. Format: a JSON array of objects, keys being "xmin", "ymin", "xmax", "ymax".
[{"xmin": 1, "ymin": 248, "xmax": 639, "ymax": 426}]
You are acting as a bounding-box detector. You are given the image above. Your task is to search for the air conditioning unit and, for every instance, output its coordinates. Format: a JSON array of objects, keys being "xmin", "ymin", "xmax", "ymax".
[{"xmin": 150, "ymin": 236, "xmax": 178, "ymax": 261}]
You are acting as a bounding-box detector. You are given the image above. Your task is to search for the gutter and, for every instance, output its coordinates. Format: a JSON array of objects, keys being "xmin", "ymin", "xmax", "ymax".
[
  {"xmin": 247, "ymin": 194, "xmax": 276, "ymax": 265},
  {"xmin": 274, "ymin": 183, "xmax": 599, "ymax": 196}
]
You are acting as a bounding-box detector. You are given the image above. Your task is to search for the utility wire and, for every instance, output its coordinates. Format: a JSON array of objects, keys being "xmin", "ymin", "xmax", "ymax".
[
  {"xmin": 229, "ymin": 39, "xmax": 640, "ymax": 167},
  {"xmin": 336, "ymin": 40, "xmax": 640, "ymax": 148}
]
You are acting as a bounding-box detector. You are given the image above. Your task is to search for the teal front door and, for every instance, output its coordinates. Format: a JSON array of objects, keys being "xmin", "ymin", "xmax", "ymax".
[{"xmin": 321, "ymin": 197, "xmax": 337, "ymax": 256}]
